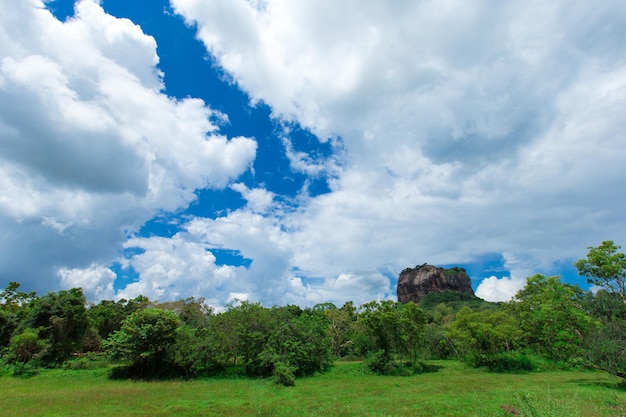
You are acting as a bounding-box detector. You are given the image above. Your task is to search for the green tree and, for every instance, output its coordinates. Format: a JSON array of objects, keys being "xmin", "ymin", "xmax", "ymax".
[
  {"xmin": 170, "ymin": 324, "xmax": 221, "ymax": 377},
  {"xmin": 208, "ymin": 301, "xmax": 273, "ymax": 374},
  {"xmin": 575, "ymin": 240, "xmax": 626, "ymax": 302},
  {"xmin": 105, "ymin": 308, "xmax": 181, "ymax": 378},
  {"xmin": 179, "ymin": 297, "xmax": 212, "ymax": 329},
  {"xmin": 321, "ymin": 304, "xmax": 355, "ymax": 357},
  {"xmin": 397, "ymin": 302, "xmax": 427, "ymax": 363},
  {"xmin": 87, "ymin": 295, "xmax": 152, "ymax": 341},
  {"xmin": 7, "ymin": 328, "xmax": 49, "ymax": 364},
  {"xmin": 575, "ymin": 242, "xmax": 626, "ymax": 379},
  {"xmin": 360, "ymin": 300, "xmax": 400, "ymax": 358},
  {"xmin": 512, "ymin": 274, "xmax": 592, "ymax": 362},
  {"xmin": 260, "ymin": 307, "xmax": 334, "ymax": 378},
  {"xmin": 446, "ymin": 306, "xmax": 522, "ymax": 358},
  {"xmin": 24, "ymin": 288, "xmax": 89, "ymax": 364},
  {"xmin": 359, "ymin": 300, "xmax": 427, "ymax": 374},
  {"xmin": 583, "ymin": 320, "xmax": 626, "ymax": 379},
  {"xmin": 0, "ymin": 282, "xmax": 38, "ymax": 349}
]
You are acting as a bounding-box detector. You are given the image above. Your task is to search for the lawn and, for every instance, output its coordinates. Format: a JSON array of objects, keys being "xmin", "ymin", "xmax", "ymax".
[{"xmin": 2, "ymin": 361, "xmax": 626, "ymax": 416}]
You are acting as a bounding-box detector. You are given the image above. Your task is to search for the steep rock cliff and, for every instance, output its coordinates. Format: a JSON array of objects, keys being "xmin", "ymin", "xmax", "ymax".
[{"xmin": 397, "ymin": 264, "xmax": 474, "ymax": 303}]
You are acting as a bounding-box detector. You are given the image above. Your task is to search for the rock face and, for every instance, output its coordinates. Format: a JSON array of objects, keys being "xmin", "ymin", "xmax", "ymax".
[{"xmin": 397, "ymin": 264, "xmax": 474, "ymax": 303}]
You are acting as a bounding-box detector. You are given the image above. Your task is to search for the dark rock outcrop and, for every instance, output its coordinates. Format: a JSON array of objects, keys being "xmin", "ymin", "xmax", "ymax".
[{"xmin": 397, "ymin": 264, "xmax": 474, "ymax": 303}]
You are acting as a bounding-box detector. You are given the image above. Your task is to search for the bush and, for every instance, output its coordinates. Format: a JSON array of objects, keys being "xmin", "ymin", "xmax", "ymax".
[
  {"xmin": 364, "ymin": 349, "xmax": 395, "ymax": 375},
  {"xmin": 7, "ymin": 328, "xmax": 48, "ymax": 365},
  {"xmin": 472, "ymin": 352, "xmax": 536, "ymax": 373},
  {"xmin": 10, "ymin": 361, "xmax": 40, "ymax": 377},
  {"xmin": 272, "ymin": 362, "xmax": 296, "ymax": 386},
  {"xmin": 62, "ymin": 353, "xmax": 110, "ymax": 370},
  {"xmin": 363, "ymin": 350, "xmax": 433, "ymax": 376}
]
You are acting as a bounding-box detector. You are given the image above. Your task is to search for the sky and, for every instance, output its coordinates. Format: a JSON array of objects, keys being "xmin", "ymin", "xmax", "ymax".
[{"xmin": 1, "ymin": 0, "xmax": 625, "ymax": 308}]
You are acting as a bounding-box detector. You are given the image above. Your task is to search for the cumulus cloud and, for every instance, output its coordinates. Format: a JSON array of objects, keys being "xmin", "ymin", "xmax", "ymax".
[
  {"xmin": 168, "ymin": 0, "xmax": 626, "ymax": 304},
  {"xmin": 475, "ymin": 276, "xmax": 525, "ymax": 302},
  {"xmin": 230, "ymin": 183, "xmax": 274, "ymax": 214},
  {"xmin": 58, "ymin": 264, "xmax": 116, "ymax": 301},
  {"xmin": 116, "ymin": 234, "xmax": 245, "ymax": 305},
  {"xmin": 0, "ymin": 0, "xmax": 256, "ymax": 293},
  {"xmin": 3, "ymin": 0, "xmax": 625, "ymax": 307}
]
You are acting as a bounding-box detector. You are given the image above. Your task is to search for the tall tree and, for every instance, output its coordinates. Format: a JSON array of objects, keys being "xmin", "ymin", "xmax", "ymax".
[
  {"xmin": 575, "ymin": 240, "xmax": 626, "ymax": 302},
  {"xmin": 512, "ymin": 274, "xmax": 592, "ymax": 361}
]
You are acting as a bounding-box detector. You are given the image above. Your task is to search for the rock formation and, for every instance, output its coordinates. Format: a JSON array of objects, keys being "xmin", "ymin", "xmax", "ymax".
[{"xmin": 397, "ymin": 264, "xmax": 474, "ymax": 303}]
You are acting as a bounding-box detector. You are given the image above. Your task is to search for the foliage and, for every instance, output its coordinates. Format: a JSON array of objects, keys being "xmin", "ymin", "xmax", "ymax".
[
  {"xmin": 0, "ymin": 309, "xmax": 17, "ymax": 349},
  {"xmin": 104, "ymin": 308, "xmax": 181, "ymax": 378},
  {"xmin": 3, "ymin": 240, "xmax": 626, "ymax": 384},
  {"xmin": 583, "ymin": 318, "xmax": 626, "ymax": 379},
  {"xmin": 446, "ymin": 306, "xmax": 522, "ymax": 358},
  {"xmin": 262, "ymin": 308, "xmax": 334, "ymax": 377},
  {"xmin": 272, "ymin": 361, "xmax": 296, "ymax": 386},
  {"xmin": 87, "ymin": 296, "xmax": 149, "ymax": 340},
  {"xmin": 575, "ymin": 240, "xmax": 626, "ymax": 302},
  {"xmin": 418, "ymin": 291, "xmax": 492, "ymax": 311},
  {"xmin": 213, "ymin": 301, "xmax": 273, "ymax": 375},
  {"xmin": 0, "ymin": 282, "xmax": 37, "ymax": 349},
  {"xmin": 471, "ymin": 352, "xmax": 536, "ymax": 373},
  {"xmin": 363, "ymin": 349, "xmax": 395, "ymax": 375},
  {"xmin": 511, "ymin": 274, "xmax": 592, "ymax": 362},
  {"xmin": 170, "ymin": 324, "xmax": 222, "ymax": 377},
  {"xmin": 7, "ymin": 328, "xmax": 48, "ymax": 365},
  {"xmin": 359, "ymin": 300, "xmax": 427, "ymax": 366},
  {"xmin": 23, "ymin": 288, "xmax": 89, "ymax": 364}
]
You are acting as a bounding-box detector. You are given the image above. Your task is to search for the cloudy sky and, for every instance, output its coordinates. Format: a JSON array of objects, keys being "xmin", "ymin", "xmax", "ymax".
[{"xmin": 1, "ymin": 0, "xmax": 625, "ymax": 307}]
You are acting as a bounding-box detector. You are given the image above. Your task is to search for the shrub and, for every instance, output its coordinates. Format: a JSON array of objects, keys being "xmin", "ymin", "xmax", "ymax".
[
  {"xmin": 272, "ymin": 362, "xmax": 296, "ymax": 386},
  {"xmin": 363, "ymin": 350, "xmax": 432, "ymax": 376},
  {"xmin": 364, "ymin": 349, "xmax": 395, "ymax": 375},
  {"xmin": 472, "ymin": 352, "xmax": 536, "ymax": 373},
  {"xmin": 7, "ymin": 328, "xmax": 48, "ymax": 365}
]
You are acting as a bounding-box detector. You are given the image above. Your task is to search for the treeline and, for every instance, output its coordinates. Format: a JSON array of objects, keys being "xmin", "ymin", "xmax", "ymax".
[{"xmin": 1, "ymin": 241, "xmax": 625, "ymax": 385}]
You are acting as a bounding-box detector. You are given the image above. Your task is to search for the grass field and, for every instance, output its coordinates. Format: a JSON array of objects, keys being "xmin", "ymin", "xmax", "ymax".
[{"xmin": 2, "ymin": 361, "xmax": 626, "ymax": 416}]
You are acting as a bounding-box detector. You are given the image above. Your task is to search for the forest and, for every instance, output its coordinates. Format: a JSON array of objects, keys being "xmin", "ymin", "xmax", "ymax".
[{"xmin": 1, "ymin": 240, "xmax": 625, "ymax": 388}]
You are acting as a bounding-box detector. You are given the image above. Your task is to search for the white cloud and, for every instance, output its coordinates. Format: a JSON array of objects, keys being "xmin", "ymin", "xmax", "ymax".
[
  {"xmin": 116, "ymin": 234, "xmax": 244, "ymax": 304},
  {"xmin": 58, "ymin": 264, "xmax": 116, "ymax": 301},
  {"xmin": 475, "ymin": 276, "xmax": 525, "ymax": 302},
  {"xmin": 3, "ymin": 0, "xmax": 625, "ymax": 307},
  {"xmin": 171, "ymin": 0, "xmax": 626, "ymax": 304},
  {"xmin": 0, "ymin": 0, "xmax": 256, "ymax": 294},
  {"xmin": 230, "ymin": 183, "xmax": 274, "ymax": 213}
]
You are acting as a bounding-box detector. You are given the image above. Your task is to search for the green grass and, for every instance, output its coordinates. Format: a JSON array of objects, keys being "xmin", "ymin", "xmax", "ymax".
[{"xmin": 2, "ymin": 361, "xmax": 626, "ymax": 416}]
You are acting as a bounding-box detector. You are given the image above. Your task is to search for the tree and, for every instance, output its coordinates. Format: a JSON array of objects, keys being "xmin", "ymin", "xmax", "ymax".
[
  {"xmin": 7, "ymin": 328, "xmax": 49, "ymax": 364},
  {"xmin": 260, "ymin": 307, "xmax": 334, "ymax": 378},
  {"xmin": 105, "ymin": 308, "xmax": 181, "ymax": 378},
  {"xmin": 575, "ymin": 242, "xmax": 626, "ymax": 379},
  {"xmin": 397, "ymin": 302, "xmax": 427, "ymax": 364},
  {"xmin": 583, "ymin": 320, "xmax": 626, "ymax": 379},
  {"xmin": 360, "ymin": 300, "xmax": 400, "ymax": 358},
  {"xmin": 575, "ymin": 240, "xmax": 626, "ymax": 302},
  {"xmin": 0, "ymin": 282, "xmax": 38, "ymax": 349},
  {"xmin": 24, "ymin": 288, "xmax": 89, "ymax": 364},
  {"xmin": 359, "ymin": 300, "xmax": 427, "ymax": 374},
  {"xmin": 511, "ymin": 274, "xmax": 592, "ymax": 362},
  {"xmin": 446, "ymin": 306, "xmax": 522, "ymax": 358}
]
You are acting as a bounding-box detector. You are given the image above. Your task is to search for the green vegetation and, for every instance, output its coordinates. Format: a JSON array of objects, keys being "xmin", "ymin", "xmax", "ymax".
[
  {"xmin": 1, "ymin": 240, "xmax": 626, "ymax": 414},
  {"xmin": 419, "ymin": 290, "xmax": 488, "ymax": 311}
]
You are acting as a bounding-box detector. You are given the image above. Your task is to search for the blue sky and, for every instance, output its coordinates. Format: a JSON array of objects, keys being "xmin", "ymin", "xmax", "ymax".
[{"xmin": 1, "ymin": 0, "xmax": 625, "ymax": 307}]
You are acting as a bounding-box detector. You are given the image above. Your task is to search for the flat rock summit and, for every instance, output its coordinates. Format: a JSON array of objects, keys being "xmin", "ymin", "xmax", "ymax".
[{"xmin": 397, "ymin": 264, "xmax": 475, "ymax": 303}]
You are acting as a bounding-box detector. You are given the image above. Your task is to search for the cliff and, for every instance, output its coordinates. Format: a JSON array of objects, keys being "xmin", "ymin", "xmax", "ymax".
[{"xmin": 397, "ymin": 264, "xmax": 474, "ymax": 303}]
